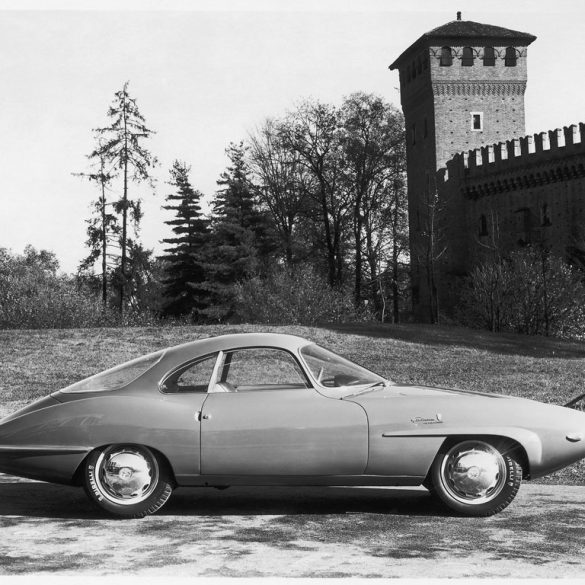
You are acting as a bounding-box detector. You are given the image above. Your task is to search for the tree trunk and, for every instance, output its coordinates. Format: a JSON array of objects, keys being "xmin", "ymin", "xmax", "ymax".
[
  {"xmin": 120, "ymin": 98, "xmax": 129, "ymax": 313},
  {"xmin": 100, "ymin": 177, "xmax": 107, "ymax": 305},
  {"xmin": 392, "ymin": 244, "xmax": 400, "ymax": 324},
  {"xmin": 354, "ymin": 219, "xmax": 362, "ymax": 305},
  {"xmin": 353, "ymin": 196, "xmax": 363, "ymax": 306},
  {"xmin": 365, "ymin": 227, "xmax": 381, "ymax": 317},
  {"xmin": 319, "ymin": 179, "xmax": 337, "ymax": 287}
]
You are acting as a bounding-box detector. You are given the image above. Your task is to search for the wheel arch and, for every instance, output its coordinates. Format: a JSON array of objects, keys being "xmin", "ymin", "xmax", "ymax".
[
  {"xmin": 428, "ymin": 433, "xmax": 531, "ymax": 481},
  {"xmin": 71, "ymin": 443, "xmax": 178, "ymax": 487}
]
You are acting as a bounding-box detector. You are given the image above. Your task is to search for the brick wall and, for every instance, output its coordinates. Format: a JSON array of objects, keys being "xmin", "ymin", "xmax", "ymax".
[
  {"xmin": 398, "ymin": 41, "xmax": 532, "ymax": 318},
  {"xmin": 438, "ymin": 124, "xmax": 585, "ymax": 311}
]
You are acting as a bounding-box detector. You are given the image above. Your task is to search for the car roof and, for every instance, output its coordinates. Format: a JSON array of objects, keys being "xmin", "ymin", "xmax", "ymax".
[{"xmin": 160, "ymin": 332, "xmax": 312, "ymax": 368}]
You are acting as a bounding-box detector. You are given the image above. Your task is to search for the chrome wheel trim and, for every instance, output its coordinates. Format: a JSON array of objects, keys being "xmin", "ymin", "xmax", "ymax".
[
  {"xmin": 94, "ymin": 446, "xmax": 159, "ymax": 506},
  {"xmin": 439, "ymin": 441, "xmax": 507, "ymax": 505}
]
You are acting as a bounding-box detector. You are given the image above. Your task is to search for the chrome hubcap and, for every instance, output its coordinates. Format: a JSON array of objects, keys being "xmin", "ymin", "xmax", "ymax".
[
  {"xmin": 440, "ymin": 441, "xmax": 506, "ymax": 505},
  {"xmin": 95, "ymin": 446, "xmax": 159, "ymax": 505}
]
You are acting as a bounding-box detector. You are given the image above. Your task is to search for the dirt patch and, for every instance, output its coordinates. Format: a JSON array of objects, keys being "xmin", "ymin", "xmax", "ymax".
[{"xmin": 0, "ymin": 479, "xmax": 583, "ymax": 577}]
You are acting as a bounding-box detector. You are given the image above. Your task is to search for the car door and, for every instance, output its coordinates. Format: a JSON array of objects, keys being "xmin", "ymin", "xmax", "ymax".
[
  {"xmin": 200, "ymin": 347, "xmax": 368, "ymax": 476},
  {"xmin": 158, "ymin": 352, "xmax": 220, "ymax": 476}
]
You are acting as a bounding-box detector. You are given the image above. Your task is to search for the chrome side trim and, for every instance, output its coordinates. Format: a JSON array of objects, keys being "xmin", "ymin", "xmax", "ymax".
[{"xmin": 0, "ymin": 445, "xmax": 91, "ymax": 455}]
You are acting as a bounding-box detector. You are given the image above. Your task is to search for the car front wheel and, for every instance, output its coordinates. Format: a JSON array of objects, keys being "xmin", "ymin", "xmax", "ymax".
[
  {"xmin": 429, "ymin": 439, "xmax": 522, "ymax": 516},
  {"xmin": 83, "ymin": 444, "xmax": 174, "ymax": 518}
]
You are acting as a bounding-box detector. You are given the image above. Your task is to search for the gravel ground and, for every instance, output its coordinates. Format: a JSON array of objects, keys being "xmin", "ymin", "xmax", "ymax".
[{"xmin": 0, "ymin": 474, "xmax": 584, "ymax": 577}]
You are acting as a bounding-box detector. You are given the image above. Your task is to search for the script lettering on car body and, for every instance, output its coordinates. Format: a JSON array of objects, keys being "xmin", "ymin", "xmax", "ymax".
[{"xmin": 411, "ymin": 413, "xmax": 443, "ymax": 425}]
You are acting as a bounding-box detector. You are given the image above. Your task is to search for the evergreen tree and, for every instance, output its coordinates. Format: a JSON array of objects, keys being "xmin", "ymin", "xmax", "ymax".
[
  {"xmin": 91, "ymin": 81, "xmax": 157, "ymax": 311},
  {"xmin": 205, "ymin": 142, "xmax": 275, "ymax": 321},
  {"xmin": 75, "ymin": 141, "xmax": 120, "ymax": 305},
  {"xmin": 161, "ymin": 161, "xmax": 210, "ymax": 319}
]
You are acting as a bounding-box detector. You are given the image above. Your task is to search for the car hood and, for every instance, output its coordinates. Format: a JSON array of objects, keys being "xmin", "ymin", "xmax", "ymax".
[{"xmin": 341, "ymin": 382, "xmax": 583, "ymax": 435}]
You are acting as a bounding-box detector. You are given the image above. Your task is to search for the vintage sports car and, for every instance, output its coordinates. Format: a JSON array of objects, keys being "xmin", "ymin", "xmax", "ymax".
[{"xmin": 1, "ymin": 332, "xmax": 585, "ymax": 518}]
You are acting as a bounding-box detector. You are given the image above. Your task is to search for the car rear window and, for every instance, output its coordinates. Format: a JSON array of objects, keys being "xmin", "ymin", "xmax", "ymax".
[{"xmin": 61, "ymin": 350, "xmax": 164, "ymax": 393}]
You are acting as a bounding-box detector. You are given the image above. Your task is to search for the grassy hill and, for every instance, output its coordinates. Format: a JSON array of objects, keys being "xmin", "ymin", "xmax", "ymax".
[{"xmin": 1, "ymin": 322, "xmax": 584, "ymax": 484}]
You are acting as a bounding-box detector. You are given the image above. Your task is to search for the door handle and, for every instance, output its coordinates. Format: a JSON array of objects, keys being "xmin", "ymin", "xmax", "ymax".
[
  {"xmin": 195, "ymin": 411, "xmax": 212, "ymax": 421},
  {"xmin": 202, "ymin": 413, "xmax": 212, "ymax": 420}
]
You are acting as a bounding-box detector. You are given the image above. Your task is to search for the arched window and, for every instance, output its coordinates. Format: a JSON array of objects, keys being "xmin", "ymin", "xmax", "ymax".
[
  {"xmin": 479, "ymin": 215, "xmax": 488, "ymax": 237},
  {"xmin": 483, "ymin": 46, "xmax": 496, "ymax": 66},
  {"xmin": 412, "ymin": 61, "xmax": 417, "ymax": 79},
  {"xmin": 417, "ymin": 56, "xmax": 422, "ymax": 74},
  {"xmin": 440, "ymin": 46, "xmax": 453, "ymax": 66},
  {"xmin": 462, "ymin": 47, "xmax": 474, "ymax": 66},
  {"xmin": 505, "ymin": 47, "xmax": 517, "ymax": 67}
]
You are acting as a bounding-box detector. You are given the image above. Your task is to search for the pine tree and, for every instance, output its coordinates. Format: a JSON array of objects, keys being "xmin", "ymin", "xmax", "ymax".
[
  {"xmin": 160, "ymin": 161, "xmax": 210, "ymax": 319},
  {"xmin": 205, "ymin": 142, "xmax": 275, "ymax": 320},
  {"xmin": 75, "ymin": 141, "xmax": 120, "ymax": 305},
  {"xmin": 91, "ymin": 81, "xmax": 157, "ymax": 311}
]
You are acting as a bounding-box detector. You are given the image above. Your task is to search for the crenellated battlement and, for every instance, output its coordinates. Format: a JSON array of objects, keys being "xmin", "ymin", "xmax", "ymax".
[
  {"xmin": 442, "ymin": 123, "xmax": 585, "ymax": 187},
  {"xmin": 389, "ymin": 12, "xmax": 585, "ymax": 321}
]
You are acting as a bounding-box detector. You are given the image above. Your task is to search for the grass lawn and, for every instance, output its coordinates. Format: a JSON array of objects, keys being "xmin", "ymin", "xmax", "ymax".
[{"xmin": 1, "ymin": 322, "xmax": 584, "ymax": 484}]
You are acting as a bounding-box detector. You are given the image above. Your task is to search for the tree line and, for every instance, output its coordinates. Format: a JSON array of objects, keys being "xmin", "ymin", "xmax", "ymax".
[
  {"xmin": 4, "ymin": 82, "xmax": 585, "ymax": 339},
  {"xmin": 73, "ymin": 83, "xmax": 410, "ymax": 325}
]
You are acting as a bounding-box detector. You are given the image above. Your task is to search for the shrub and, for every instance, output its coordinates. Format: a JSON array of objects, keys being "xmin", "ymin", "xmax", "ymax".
[
  {"xmin": 234, "ymin": 266, "xmax": 371, "ymax": 325},
  {"xmin": 0, "ymin": 246, "xmax": 160, "ymax": 329},
  {"xmin": 460, "ymin": 247, "xmax": 585, "ymax": 338}
]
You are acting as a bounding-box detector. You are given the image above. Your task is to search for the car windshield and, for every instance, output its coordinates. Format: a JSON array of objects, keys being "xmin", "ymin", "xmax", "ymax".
[
  {"xmin": 61, "ymin": 350, "xmax": 164, "ymax": 393},
  {"xmin": 300, "ymin": 344, "xmax": 389, "ymax": 394}
]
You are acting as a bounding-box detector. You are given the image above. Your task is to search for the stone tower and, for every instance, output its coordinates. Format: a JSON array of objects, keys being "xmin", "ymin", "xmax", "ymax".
[{"xmin": 389, "ymin": 13, "xmax": 536, "ymax": 320}]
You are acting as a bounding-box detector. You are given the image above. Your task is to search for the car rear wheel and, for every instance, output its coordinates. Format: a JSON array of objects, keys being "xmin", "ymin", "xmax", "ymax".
[
  {"xmin": 83, "ymin": 444, "xmax": 174, "ymax": 518},
  {"xmin": 429, "ymin": 439, "xmax": 522, "ymax": 516}
]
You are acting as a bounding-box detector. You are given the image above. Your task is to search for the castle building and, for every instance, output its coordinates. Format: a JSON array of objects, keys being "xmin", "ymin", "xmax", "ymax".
[{"xmin": 390, "ymin": 13, "xmax": 585, "ymax": 321}]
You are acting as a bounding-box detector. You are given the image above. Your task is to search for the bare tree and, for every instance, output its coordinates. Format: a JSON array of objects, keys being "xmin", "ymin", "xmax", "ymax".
[
  {"xmin": 339, "ymin": 92, "xmax": 408, "ymax": 318},
  {"xmin": 248, "ymin": 118, "xmax": 312, "ymax": 264},
  {"xmin": 279, "ymin": 99, "xmax": 350, "ymax": 287},
  {"xmin": 340, "ymin": 93, "xmax": 405, "ymax": 306},
  {"xmin": 416, "ymin": 182, "xmax": 447, "ymax": 324}
]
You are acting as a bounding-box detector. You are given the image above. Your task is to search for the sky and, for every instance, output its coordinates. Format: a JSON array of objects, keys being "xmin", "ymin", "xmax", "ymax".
[{"xmin": 1, "ymin": 0, "xmax": 585, "ymax": 274}]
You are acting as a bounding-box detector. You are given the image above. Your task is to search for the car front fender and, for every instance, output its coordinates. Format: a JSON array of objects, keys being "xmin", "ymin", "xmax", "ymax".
[{"xmin": 378, "ymin": 426, "xmax": 543, "ymax": 478}]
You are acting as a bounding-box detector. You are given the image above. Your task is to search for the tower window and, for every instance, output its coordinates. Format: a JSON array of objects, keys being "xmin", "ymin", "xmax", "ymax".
[
  {"xmin": 424, "ymin": 118, "xmax": 428, "ymax": 138},
  {"xmin": 515, "ymin": 207, "xmax": 532, "ymax": 245},
  {"xmin": 479, "ymin": 215, "xmax": 488, "ymax": 237},
  {"xmin": 411, "ymin": 123, "xmax": 416, "ymax": 145},
  {"xmin": 505, "ymin": 47, "xmax": 517, "ymax": 67},
  {"xmin": 541, "ymin": 204, "xmax": 551, "ymax": 226},
  {"xmin": 483, "ymin": 46, "xmax": 496, "ymax": 66},
  {"xmin": 471, "ymin": 112, "xmax": 483, "ymax": 131},
  {"xmin": 440, "ymin": 46, "xmax": 453, "ymax": 66},
  {"xmin": 462, "ymin": 47, "xmax": 474, "ymax": 66}
]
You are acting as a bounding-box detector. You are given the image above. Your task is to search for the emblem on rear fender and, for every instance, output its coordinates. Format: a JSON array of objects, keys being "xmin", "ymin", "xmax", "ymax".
[{"xmin": 411, "ymin": 413, "xmax": 443, "ymax": 425}]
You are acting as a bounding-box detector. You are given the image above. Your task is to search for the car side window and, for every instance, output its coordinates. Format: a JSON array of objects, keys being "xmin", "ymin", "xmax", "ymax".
[
  {"xmin": 162, "ymin": 353, "xmax": 218, "ymax": 393},
  {"xmin": 219, "ymin": 348, "xmax": 309, "ymax": 392}
]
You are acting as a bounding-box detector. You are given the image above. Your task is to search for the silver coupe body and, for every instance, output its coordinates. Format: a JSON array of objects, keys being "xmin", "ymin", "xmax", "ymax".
[{"xmin": 1, "ymin": 332, "xmax": 584, "ymax": 518}]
